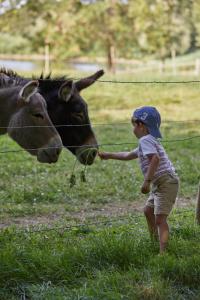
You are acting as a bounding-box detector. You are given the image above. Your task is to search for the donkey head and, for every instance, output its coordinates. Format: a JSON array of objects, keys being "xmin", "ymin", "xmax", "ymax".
[
  {"xmin": 8, "ymin": 80, "xmax": 63, "ymax": 163},
  {"xmin": 39, "ymin": 70, "xmax": 104, "ymax": 165}
]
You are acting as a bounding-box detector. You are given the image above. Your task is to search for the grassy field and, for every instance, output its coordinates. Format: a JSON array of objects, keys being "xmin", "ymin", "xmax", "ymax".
[
  {"xmin": 1, "ymin": 211, "xmax": 200, "ymax": 300},
  {"xmin": 0, "ymin": 71, "xmax": 200, "ymax": 299}
]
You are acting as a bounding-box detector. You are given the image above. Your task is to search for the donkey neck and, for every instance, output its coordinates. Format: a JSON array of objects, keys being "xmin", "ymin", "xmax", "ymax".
[{"xmin": 0, "ymin": 86, "xmax": 21, "ymax": 134}]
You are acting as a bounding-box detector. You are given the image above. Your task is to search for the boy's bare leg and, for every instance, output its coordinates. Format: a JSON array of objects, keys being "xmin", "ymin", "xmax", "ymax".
[
  {"xmin": 144, "ymin": 206, "xmax": 158, "ymax": 240},
  {"xmin": 155, "ymin": 214, "xmax": 169, "ymax": 253}
]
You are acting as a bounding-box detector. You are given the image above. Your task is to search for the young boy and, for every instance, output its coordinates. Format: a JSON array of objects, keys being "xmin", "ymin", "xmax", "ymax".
[{"xmin": 98, "ymin": 106, "xmax": 179, "ymax": 253}]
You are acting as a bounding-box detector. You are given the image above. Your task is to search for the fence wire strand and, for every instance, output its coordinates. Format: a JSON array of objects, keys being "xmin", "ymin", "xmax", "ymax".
[
  {"xmin": 1, "ymin": 119, "xmax": 200, "ymax": 129},
  {"xmin": 0, "ymin": 134, "xmax": 200, "ymax": 154},
  {"xmin": 8, "ymin": 75, "xmax": 200, "ymax": 84},
  {"xmin": 96, "ymin": 79, "xmax": 200, "ymax": 84}
]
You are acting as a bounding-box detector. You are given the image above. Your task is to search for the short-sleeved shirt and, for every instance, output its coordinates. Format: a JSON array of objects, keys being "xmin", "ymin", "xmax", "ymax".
[{"xmin": 133, "ymin": 134, "xmax": 176, "ymax": 181}]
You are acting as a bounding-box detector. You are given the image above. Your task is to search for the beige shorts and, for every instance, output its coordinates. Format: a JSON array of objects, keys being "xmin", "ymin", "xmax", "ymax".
[{"xmin": 146, "ymin": 173, "xmax": 179, "ymax": 215}]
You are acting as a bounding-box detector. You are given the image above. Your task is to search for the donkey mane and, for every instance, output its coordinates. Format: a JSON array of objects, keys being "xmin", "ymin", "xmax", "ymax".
[
  {"xmin": 0, "ymin": 67, "xmax": 26, "ymax": 87},
  {"xmin": 33, "ymin": 72, "xmax": 72, "ymax": 92},
  {"xmin": 39, "ymin": 72, "xmax": 67, "ymax": 81},
  {"xmin": 0, "ymin": 68, "xmax": 72, "ymax": 92}
]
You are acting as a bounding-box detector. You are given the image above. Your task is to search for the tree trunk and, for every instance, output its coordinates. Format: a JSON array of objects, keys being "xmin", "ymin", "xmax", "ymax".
[
  {"xmin": 171, "ymin": 48, "xmax": 176, "ymax": 76},
  {"xmin": 107, "ymin": 44, "xmax": 116, "ymax": 73},
  {"xmin": 159, "ymin": 58, "xmax": 165, "ymax": 74},
  {"xmin": 44, "ymin": 42, "xmax": 50, "ymax": 75}
]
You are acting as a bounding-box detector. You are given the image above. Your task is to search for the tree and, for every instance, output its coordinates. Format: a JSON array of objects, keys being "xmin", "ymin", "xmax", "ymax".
[
  {"xmin": 0, "ymin": 0, "xmax": 198, "ymax": 70},
  {"xmin": 63, "ymin": 0, "xmax": 138, "ymax": 71},
  {"xmin": 193, "ymin": 0, "xmax": 200, "ymax": 49},
  {"xmin": 128, "ymin": 0, "xmax": 192, "ymax": 61}
]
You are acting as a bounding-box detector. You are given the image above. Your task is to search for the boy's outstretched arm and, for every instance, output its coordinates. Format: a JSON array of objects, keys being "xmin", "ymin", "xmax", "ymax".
[{"xmin": 98, "ymin": 149, "xmax": 138, "ymax": 161}]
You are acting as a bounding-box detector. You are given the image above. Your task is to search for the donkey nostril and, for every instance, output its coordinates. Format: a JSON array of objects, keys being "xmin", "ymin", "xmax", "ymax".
[
  {"xmin": 91, "ymin": 149, "xmax": 97, "ymax": 158},
  {"xmin": 54, "ymin": 147, "xmax": 61, "ymax": 157},
  {"xmin": 56, "ymin": 148, "xmax": 61, "ymax": 156}
]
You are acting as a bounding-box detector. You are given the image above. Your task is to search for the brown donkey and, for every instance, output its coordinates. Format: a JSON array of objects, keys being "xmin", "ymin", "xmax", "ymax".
[
  {"xmin": 0, "ymin": 74, "xmax": 62, "ymax": 163},
  {"xmin": 2, "ymin": 69, "xmax": 104, "ymax": 165}
]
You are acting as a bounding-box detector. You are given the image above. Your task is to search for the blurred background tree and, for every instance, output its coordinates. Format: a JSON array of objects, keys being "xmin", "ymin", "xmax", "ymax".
[{"xmin": 0, "ymin": 0, "xmax": 200, "ymax": 71}]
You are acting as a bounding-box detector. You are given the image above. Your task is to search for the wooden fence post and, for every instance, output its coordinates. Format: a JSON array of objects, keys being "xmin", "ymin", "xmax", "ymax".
[
  {"xmin": 195, "ymin": 59, "xmax": 200, "ymax": 76},
  {"xmin": 44, "ymin": 40, "xmax": 50, "ymax": 75},
  {"xmin": 171, "ymin": 48, "xmax": 177, "ymax": 76},
  {"xmin": 196, "ymin": 184, "xmax": 200, "ymax": 224}
]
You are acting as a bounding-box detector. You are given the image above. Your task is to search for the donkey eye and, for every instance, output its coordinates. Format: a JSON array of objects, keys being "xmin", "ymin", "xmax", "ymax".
[
  {"xmin": 76, "ymin": 112, "xmax": 84, "ymax": 118},
  {"xmin": 72, "ymin": 111, "xmax": 84, "ymax": 121},
  {"xmin": 73, "ymin": 108, "xmax": 82, "ymax": 114},
  {"xmin": 33, "ymin": 113, "xmax": 44, "ymax": 119},
  {"xmin": 72, "ymin": 103, "xmax": 84, "ymax": 113}
]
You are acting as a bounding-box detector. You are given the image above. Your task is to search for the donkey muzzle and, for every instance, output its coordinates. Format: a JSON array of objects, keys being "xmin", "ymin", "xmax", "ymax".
[
  {"xmin": 37, "ymin": 136, "xmax": 62, "ymax": 163},
  {"xmin": 76, "ymin": 145, "xmax": 98, "ymax": 165}
]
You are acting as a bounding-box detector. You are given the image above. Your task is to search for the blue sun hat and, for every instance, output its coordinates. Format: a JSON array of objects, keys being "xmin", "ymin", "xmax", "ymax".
[{"xmin": 133, "ymin": 106, "xmax": 162, "ymax": 138}]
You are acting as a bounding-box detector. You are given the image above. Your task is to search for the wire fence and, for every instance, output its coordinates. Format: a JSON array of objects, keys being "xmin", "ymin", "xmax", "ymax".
[
  {"xmin": 1, "ymin": 119, "xmax": 200, "ymax": 129},
  {"xmin": 95, "ymin": 79, "xmax": 200, "ymax": 84},
  {"xmin": 5, "ymin": 74, "xmax": 200, "ymax": 84},
  {"xmin": 29, "ymin": 76, "xmax": 200, "ymax": 84},
  {"xmin": 1, "ymin": 117, "xmax": 200, "ymax": 154},
  {"xmin": 0, "ymin": 74, "xmax": 199, "ymax": 236},
  {"xmin": 0, "ymin": 134, "xmax": 200, "ymax": 154}
]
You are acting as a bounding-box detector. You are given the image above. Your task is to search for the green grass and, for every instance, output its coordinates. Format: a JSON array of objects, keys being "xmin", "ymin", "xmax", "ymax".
[
  {"xmin": 0, "ymin": 213, "xmax": 200, "ymax": 299},
  {"xmin": 0, "ymin": 120, "xmax": 199, "ymax": 220},
  {"xmin": 0, "ymin": 71, "xmax": 200, "ymax": 298}
]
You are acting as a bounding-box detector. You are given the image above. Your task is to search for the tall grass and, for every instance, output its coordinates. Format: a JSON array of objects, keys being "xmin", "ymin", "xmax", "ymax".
[{"xmin": 0, "ymin": 214, "xmax": 200, "ymax": 299}]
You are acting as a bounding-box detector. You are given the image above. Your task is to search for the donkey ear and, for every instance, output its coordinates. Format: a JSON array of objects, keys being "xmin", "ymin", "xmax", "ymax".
[
  {"xmin": 19, "ymin": 80, "xmax": 39, "ymax": 103},
  {"xmin": 0, "ymin": 73, "xmax": 13, "ymax": 85},
  {"xmin": 58, "ymin": 80, "xmax": 75, "ymax": 102},
  {"xmin": 75, "ymin": 69, "xmax": 104, "ymax": 91}
]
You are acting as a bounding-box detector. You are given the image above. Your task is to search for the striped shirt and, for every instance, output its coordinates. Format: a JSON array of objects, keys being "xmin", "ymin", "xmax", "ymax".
[{"xmin": 134, "ymin": 134, "xmax": 176, "ymax": 181}]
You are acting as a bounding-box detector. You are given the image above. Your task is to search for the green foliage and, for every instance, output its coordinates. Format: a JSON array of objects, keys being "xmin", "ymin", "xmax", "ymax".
[
  {"xmin": 128, "ymin": 0, "xmax": 192, "ymax": 59},
  {"xmin": 0, "ymin": 33, "xmax": 30, "ymax": 54},
  {"xmin": 1, "ymin": 0, "xmax": 200, "ymax": 66}
]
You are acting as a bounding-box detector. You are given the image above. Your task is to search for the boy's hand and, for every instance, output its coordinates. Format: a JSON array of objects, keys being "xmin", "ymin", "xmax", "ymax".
[
  {"xmin": 98, "ymin": 151, "xmax": 110, "ymax": 160},
  {"xmin": 141, "ymin": 180, "xmax": 151, "ymax": 194}
]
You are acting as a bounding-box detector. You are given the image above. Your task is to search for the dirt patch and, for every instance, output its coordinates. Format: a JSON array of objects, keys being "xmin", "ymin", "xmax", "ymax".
[
  {"xmin": 0, "ymin": 196, "xmax": 196, "ymax": 230},
  {"xmin": 0, "ymin": 202, "xmax": 143, "ymax": 229}
]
